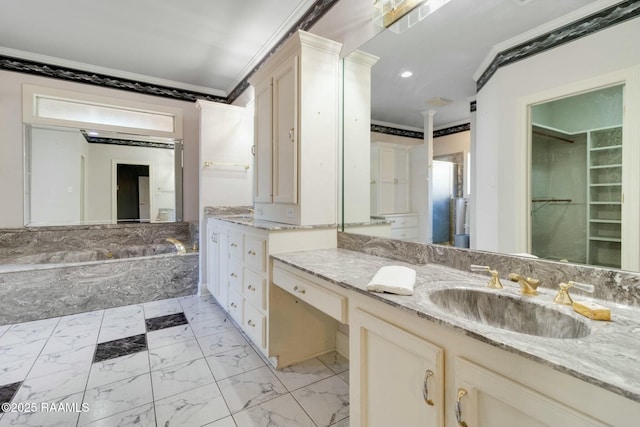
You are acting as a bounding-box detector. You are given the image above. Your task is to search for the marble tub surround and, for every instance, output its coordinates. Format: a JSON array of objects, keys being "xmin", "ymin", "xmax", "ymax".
[
  {"xmin": 0, "ymin": 253, "xmax": 198, "ymax": 325},
  {"xmin": 0, "ymin": 222, "xmax": 193, "ymax": 262},
  {"xmin": 272, "ymin": 248, "xmax": 640, "ymax": 403},
  {"xmin": 0, "ymin": 295, "xmax": 350, "ymax": 427},
  {"xmin": 338, "ymin": 231, "xmax": 640, "ymax": 307}
]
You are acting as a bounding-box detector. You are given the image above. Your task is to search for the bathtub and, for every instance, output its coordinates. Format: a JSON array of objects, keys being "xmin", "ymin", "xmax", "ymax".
[{"xmin": 0, "ymin": 223, "xmax": 199, "ymax": 325}]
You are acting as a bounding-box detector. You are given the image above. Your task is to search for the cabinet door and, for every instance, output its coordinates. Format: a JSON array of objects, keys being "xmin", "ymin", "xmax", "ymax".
[
  {"xmin": 351, "ymin": 308, "xmax": 444, "ymax": 427},
  {"xmin": 206, "ymin": 219, "xmax": 219, "ymax": 297},
  {"xmin": 272, "ymin": 55, "xmax": 298, "ymax": 205},
  {"xmin": 454, "ymin": 358, "xmax": 607, "ymax": 427},
  {"xmin": 254, "ymin": 79, "xmax": 273, "ymax": 203},
  {"xmin": 394, "ymin": 147, "xmax": 410, "ymax": 213},
  {"xmin": 378, "ymin": 146, "xmax": 396, "ymax": 214},
  {"xmin": 217, "ymin": 226, "xmax": 229, "ymax": 309}
]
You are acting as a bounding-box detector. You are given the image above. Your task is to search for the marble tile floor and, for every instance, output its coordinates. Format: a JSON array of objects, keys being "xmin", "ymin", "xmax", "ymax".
[{"xmin": 0, "ymin": 295, "xmax": 350, "ymax": 427}]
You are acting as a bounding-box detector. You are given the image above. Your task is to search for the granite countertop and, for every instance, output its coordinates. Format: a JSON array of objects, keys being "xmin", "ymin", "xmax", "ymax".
[
  {"xmin": 272, "ymin": 248, "xmax": 640, "ymax": 404},
  {"xmin": 204, "ymin": 208, "xmax": 337, "ymax": 231}
]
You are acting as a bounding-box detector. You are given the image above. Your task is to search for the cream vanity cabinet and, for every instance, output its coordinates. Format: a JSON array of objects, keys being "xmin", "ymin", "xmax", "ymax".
[
  {"xmin": 349, "ymin": 291, "xmax": 638, "ymax": 427},
  {"xmin": 249, "ymin": 30, "xmax": 341, "ymax": 226},
  {"xmin": 207, "ymin": 218, "xmax": 337, "ymax": 363},
  {"xmin": 370, "ymin": 142, "xmax": 411, "ymax": 215}
]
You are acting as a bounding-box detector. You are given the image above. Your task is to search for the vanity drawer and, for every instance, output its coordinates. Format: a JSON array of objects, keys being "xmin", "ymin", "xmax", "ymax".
[
  {"xmin": 244, "ymin": 303, "xmax": 266, "ymax": 349},
  {"xmin": 245, "ymin": 235, "xmax": 267, "ymax": 273},
  {"xmin": 388, "ymin": 215, "xmax": 418, "ymax": 229},
  {"xmin": 272, "ymin": 263, "xmax": 347, "ymax": 323},
  {"xmin": 228, "ymin": 259, "xmax": 244, "ymax": 295},
  {"xmin": 228, "ymin": 230, "xmax": 244, "ymax": 261},
  {"xmin": 227, "ymin": 291, "xmax": 243, "ymax": 325},
  {"xmin": 244, "ymin": 267, "xmax": 266, "ymax": 310}
]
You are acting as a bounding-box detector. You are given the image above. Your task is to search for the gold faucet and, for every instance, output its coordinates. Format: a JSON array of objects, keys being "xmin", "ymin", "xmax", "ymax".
[
  {"xmin": 508, "ymin": 273, "xmax": 540, "ymax": 296},
  {"xmin": 553, "ymin": 281, "xmax": 595, "ymax": 305},
  {"xmin": 166, "ymin": 238, "xmax": 186, "ymax": 254},
  {"xmin": 470, "ymin": 265, "xmax": 503, "ymax": 289}
]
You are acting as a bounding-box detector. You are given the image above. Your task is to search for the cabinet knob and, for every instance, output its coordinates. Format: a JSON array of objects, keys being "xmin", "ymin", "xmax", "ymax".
[
  {"xmin": 248, "ymin": 319, "xmax": 256, "ymax": 327},
  {"xmin": 247, "ymin": 250, "xmax": 256, "ymax": 256},
  {"xmin": 455, "ymin": 388, "xmax": 468, "ymax": 427},
  {"xmin": 230, "ymin": 272, "xmax": 237, "ymax": 278},
  {"xmin": 248, "ymin": 285, "xmax": 256, "ymax": 292},
  {"xmin": 289, "ymin": 128, "xmax": 295, "ymax": 142},
  {"xmin": 230, "ymin": 243, "xmax": 238, "ymax": 248},
  {"xmin": 251, "ymin": 145, "xmax": 256, "ymax": 156},
  {"xmin": 211, "ymin": 232, "xmax": 218, "ymax": 243},
  {"xmin": 230, "ymin": 302, "xmax": 237, "ymax": 308},
  {"xmin": 293, "ymin": 285, "xmax": 306, "ymax": 294},
  {"xmin": 422, "ymin": 370, "xmax": 434, "ymax": 406}
]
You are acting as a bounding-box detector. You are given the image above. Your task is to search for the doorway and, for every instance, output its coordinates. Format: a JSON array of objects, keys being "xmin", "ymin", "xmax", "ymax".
[{"xmin": 116, "ymin": 163, "xmax": 150, "ymax": 223}]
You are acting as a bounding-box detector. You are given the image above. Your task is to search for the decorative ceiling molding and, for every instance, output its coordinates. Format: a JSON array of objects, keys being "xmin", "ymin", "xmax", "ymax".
[
  {"xmin": 371, "ymin": 122, "xmax": 470, "ymax": 140},
  {"xmin": 0, "ymin": 0, "xmax": 340, "ymax": 105},
  {"xmin": 226, "ymin": 0, "xmax": 340, "ymax": 103},
  {"xmin": 476, "ymin": 0, "xmax": 640, "ymax": 91},
  {"xmin": 433, "ymin": 123, "xmax": 470, "ymax": 138},
  {"xmin": 81, "ymin": 132, "xmax": 174, "ymax": 150},
  {"xmin": 371, "ymin": 123, "xmax": 424, "ymax": 140}
]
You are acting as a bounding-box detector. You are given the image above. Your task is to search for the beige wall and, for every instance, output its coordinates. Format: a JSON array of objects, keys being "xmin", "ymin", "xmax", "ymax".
[{"xmin": 0, "ymin": 69, "xmax": 200, "ymax": 227}]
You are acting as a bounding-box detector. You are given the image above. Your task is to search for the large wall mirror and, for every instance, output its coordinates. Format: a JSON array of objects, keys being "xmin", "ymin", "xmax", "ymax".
[
  {"xmin": 22, "ymin": 85, "xmax": 183, "ymax": 227},
  {"xmin": 339, "ymin": 1, "xmax": 634, "ymax": 271},
  {"xmin": 24, "ymin": 125, "xmax": 181, "ymax": 226}
]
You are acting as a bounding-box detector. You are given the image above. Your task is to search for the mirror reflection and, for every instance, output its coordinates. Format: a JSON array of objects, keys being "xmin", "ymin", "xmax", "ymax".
[
  {"xmin": 25, "ymin": 124, "xmax": 179, "ymax": 226},
  {"xmin": 530, "ymin": 84, "xmax": 624, "ymax": 269}
]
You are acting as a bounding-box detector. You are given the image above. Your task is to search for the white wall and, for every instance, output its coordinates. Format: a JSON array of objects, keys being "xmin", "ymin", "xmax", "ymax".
[
  {"xmin": 0, "ymin": 69, "xmax": 200, "ymax": 228},
  {"xmin": 474, "ymin": 16, "xmax": 640, "ymax": 255},
  {"xmin": 29, "ymin": 128, "xmax": 87, "ymax": 225},
  {"xmin": 198, "ymin": 100, "xmax": 254, "ymax": 208}
]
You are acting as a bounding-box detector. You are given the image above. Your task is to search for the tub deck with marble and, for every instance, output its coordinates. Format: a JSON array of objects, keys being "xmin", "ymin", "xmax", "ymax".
[{"xmin": 0, "ymin": 295, "xmax": 349, "ymax": 427}]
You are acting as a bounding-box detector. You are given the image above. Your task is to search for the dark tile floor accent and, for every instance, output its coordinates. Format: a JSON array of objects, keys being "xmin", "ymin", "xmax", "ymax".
[
  {"xmin": 93, "ymin": 333, "xmax": 147, "ymax": 363},
  {"xmin": 145, "ymin": 312, "xmax": 188, "ymax": 332},
  {"xmin": 0, "ymin": 381, "xmax": 22, "ymax": 412}
]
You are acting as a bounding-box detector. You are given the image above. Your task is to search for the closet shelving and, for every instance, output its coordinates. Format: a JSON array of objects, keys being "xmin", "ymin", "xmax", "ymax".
[{"xmin": 587, "ymin": 125, "xmax": 622, "ymax": 268}]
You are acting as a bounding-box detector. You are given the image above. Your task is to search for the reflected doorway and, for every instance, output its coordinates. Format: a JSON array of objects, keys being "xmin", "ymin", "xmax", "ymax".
[
  {"xmin": 116, "ymin": 164, "xmax": 150, "ymax": 223},
  {"xmin": 530, "ymin": 84, "xmax": 623, "ymax": 268}
]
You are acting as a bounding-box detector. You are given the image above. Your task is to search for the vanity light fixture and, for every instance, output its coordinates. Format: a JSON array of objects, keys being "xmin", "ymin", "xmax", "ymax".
[
  {"xmin": 87, "ymin": 130, "xmax": 99, "ymax": 136},
  {"xmin": 400, "ymin": 70, "xmax": 413, "ymax": 78},
  {"xmin": 373, "ymin": 0, "xmax": 452, "ymax": 34}
]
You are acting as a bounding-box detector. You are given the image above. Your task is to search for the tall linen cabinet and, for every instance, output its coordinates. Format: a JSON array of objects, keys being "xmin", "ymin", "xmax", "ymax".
[{"xmin": 250, "ymin": 30, "xmax": 341, "ymax": 226}]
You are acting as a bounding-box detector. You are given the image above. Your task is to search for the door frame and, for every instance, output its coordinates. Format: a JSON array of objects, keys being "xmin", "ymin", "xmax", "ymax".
[{"xmin": 111, "ymin": 160, "xmax": 154, "ymax": 223}]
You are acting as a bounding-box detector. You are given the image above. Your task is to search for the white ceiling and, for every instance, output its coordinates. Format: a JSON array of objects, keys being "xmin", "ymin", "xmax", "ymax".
[{"xmin": 0, "ymin": 0, "xmax": 608, "ymax": 128}]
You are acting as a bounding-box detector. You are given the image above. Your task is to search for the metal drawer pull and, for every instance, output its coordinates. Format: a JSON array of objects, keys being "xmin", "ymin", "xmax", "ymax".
[
  {"xmin": 422, "ymin": 370, "xmax": 434, "ymax": 406},
  {"xmin": 230, "ymin": 302, "xmax": 237, "ymax": 308},
  {"xmin": 248, "ymin": 285, "xmax": 256, "ymax": 291},
  {"xmin": 230, "ymin": 243, "xmax": 238, "ymax": 248},
  {"xmin": 289, "ymin": 128, "xmax": 294, "ymax": 142},
  {"xmin": 251, "ymin": 145, "xmax": 255, "ymax": 156},
  {"xmin": 211, "ymin": 232, "xmax": 218, "ymax": 243},
  {"xmin": 247, "ymin": 250, "xmax": 256, "ymax": 256},
  {"xmin": 293, "ymin": 286, "xmax": 306, "ymax": 294},
  {"xmin": 230, "ymin": 272, "xmax": 237, "ymax": 278},
  {"xmin": 456, "ymin": 388, "xmax": 468, "ymax": 427},
  {"xmin": 248, "ymin": 320, "xmax": 256, "ymax": 327}
]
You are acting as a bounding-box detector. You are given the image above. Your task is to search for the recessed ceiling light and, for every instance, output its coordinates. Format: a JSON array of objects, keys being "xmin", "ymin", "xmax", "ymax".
[
  {"xmin": 400, "ymin": 71, "xmax": 413, "ymax": 78},
  {"xmin": 87, "ymin": 131, "xmax": 99, "ymax": 136}
]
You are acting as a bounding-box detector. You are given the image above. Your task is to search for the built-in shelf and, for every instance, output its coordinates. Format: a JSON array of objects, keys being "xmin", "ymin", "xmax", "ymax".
[{"xmin": 587, "ymin": 125, "xmax": 622, "ymax": 268}]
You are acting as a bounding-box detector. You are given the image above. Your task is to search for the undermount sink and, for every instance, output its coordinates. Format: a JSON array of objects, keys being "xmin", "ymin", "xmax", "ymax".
[{"xmin": 429, "ymin": 288, "xmax": 591, "ymax": 339}]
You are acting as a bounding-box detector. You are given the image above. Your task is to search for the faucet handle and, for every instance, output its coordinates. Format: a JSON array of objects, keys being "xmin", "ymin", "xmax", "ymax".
[
  {"xmin": 470, "ymin": 265, "xmax": 504, "ymax": 289},
  {"xmin": 553, "ymin": 281, "xmax": 594, "ymax": 305}
]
